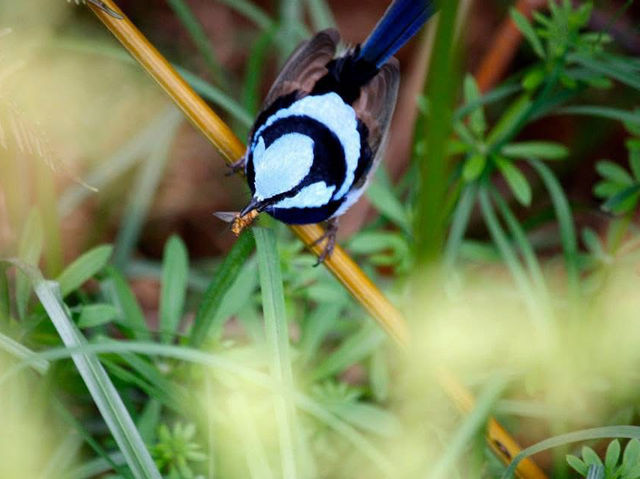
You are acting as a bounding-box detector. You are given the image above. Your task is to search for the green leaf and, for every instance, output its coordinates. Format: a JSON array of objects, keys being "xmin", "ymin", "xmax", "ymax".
[
  {"xmin": 602, "ymin": 184, "xmax": 640, "ymax": 214},
  {"xmin": 0, "ymin": 264, "xmax": 10, "ymax": 323},
  {"xmin": 572, "ymin": 54, "xmax": 640, "ymax": 91},
  {"xmin": 56, "ymin": 245, "xmax": 113, "ymax": 298},
  {"xmin": 581, "ymin": 228, "xmax": 605, "ymax": 259},
  {"xmin": 496, "ymin": 156, "xmax": 532, "ymax": 206},
  {"xmin": 254, "ymin": 227, "xmax": 297, "ymax": 478},
  {"xmin": 463, "ymin": 153, "xmax": 486, "ymax": 181},
  {"xmin": 596, "ymin": 161, "xmax": 634, "ymax": 185},
  {"xmin": 16, "ymin": 208, "xmax": 44, "ymax": 319},
  {"xmin": 366, "ymin": 168, "xmax": 411, "ymax": 234},
  {"xmin": 627, "ymin": 139, "xmax": 640, "ymax": 181},
  {"xmin": 189, "ymin": 231, "xmax": 255, "ymax": 347},
  {"xmin": 567, "ymin": 454, "xmax": 589, "ymax": 476},
  {"xmin": 593, "ymin": 181, "xmax": 621, "ymax": 198},
  {"xmin": 623, "ymin": 439, "xmax": 640, "ymax": 472},
  {"xmin": 78, "ymin": 304, "xmax": 120, "ymax": 328},
  {"xmin": 582, "ymin": 446, "xmax": 603, "ymax": 467},
  {"xmin": 312, "ymin": 325, "xmax": 385, "ymax": 381},
  {"xmin": 557, "ymin": 106, "xmax": 640, "ymax": 126},
  {"xmin": 502, "ymin": 141, "xmax": 569, "ymax": 160},
  {"xmin": 463, "ymin": 74, "xmax": 486, "ymax": 136},
  {"xmin": 159, "ymin": 236, "xmax": 189, "ymax": 343},
  {"xmin": 9, "ymin": 260, "xmax": 162, "ymax": 479},
  {"xmin": 102, "ymin": 266, "xmax": 151, "ymax": 341},
  {"xmin": 486, "ymin": 94, "xmax": 533, "ymax": 147},
  {"xmin": 326, "ymin": 402, "xmax": 401, "ymax": 438},
  {"xmin": 522, "ymin": 67, "xmax": 545, "ymax": 91},
  {"xmin": 605, "ymin": 439, "xmax": 621, "ymax": 472},
  {"xmin": 510, "ymin": 8, "xmax": 545, "ymax": 58}
]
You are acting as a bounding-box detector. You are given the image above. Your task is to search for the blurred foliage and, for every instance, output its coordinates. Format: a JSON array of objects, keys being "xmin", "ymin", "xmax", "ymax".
[{"xmin": 0, "ymin": 0, "xmax": 640, "ymax": 478}]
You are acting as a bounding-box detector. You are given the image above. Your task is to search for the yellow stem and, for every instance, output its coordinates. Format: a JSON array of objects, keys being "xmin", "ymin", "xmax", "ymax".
[{"xmin": 87, "ymin": 2, "xmax": 546, "ymax": 478}]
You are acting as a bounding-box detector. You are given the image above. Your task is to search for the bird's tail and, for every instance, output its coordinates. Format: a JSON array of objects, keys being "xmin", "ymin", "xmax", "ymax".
[{"xmin": 358, "ymin": 0, "xmax": 435, "ymax": 69}]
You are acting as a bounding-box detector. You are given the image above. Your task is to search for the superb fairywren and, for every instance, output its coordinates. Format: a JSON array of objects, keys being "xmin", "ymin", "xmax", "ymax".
[{"xmin": 227, "ymin": 0, "xmax": 435, "ymax": 261}]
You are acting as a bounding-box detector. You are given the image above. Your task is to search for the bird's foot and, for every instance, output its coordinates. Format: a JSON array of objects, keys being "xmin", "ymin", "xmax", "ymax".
[{"xmin": 313, "ymin": 219, "xmax": 339, "ymax": 266}]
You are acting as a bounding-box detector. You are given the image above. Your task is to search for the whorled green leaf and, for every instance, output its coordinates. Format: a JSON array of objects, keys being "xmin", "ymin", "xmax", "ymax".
[
  {"xmin": 463, "ymin": 74, "xmax": 486, "ymax": 136},
  {"xmin": 463, "ymin": 153, "xmax": 486, "ymax": 181},
  {"xmin": 596, "ymin": 161, "xmax": 634, "ymax": 186},
  {"xmin": 56, "ymin": 245, "xmax": 113, "ymax": 298},
  {"xmin": 501, "ymin": 141, "xmax": 569, "ymax": 160},
  {"xmin": 496, "ymin": 156, "xmax": 532, "ymax": 206},
  {"xmin": 605, "ymin": 439, "xmax": 620, "ymax": 472},
  {"xmin": 602, "ymin": 184, "xmax": 640, "ymax": 214},
  {"xmin": 510, "ymin": 8, "xmax": 545, "ymax": 58},
  {"xmin": 102, "ymin": 266, "xmax": 151, "ymax": 341},
  {"xmin": 159, "ymin": 235, "xmax": 189, "ymax": 343},
  {"xmin": 567, "ymin": 454, "xmax": 589, "ymax": 476}
]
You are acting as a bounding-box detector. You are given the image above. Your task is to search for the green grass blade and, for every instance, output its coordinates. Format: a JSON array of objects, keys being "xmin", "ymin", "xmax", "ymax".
[
  {"xmin": 242, "ymin": 28, "xmax": 277, "ymax": 117},
  {"xmin": 102, "ymin": 266, "xmax": 152, "ymax": 341},
  {"xmin": 502, "ymin": 426, "xmax": 640, "ymax": 479},
  {"xmin": 159, "ymin": 235, "xmax": 189, "ymax": 343},
  {"xmin": 16, "ymin": 208, "xmax": 44, "ymax": 319},
  {"xmin": 366, "ymin": 168, "xmax": 412, "ymax": 234},
  {"xmin": 216, "ymin": 0, "xmax": 274, "ymax": 31},
  {"xmin": 254, "ymin": 227, "xmax": 297, "ymax": 479},
  {"xmin": 299, "ymin": 301, "xmax": 345, "ymax": 364},
  {"xmin": 555, "ymin": 106, "xmax": 640, "ymax": 126},
  {"xmin": 311, "ymin": 325, "xmax": 385, "ymax": 381},
  {"xmin": 490, "ymin": 188, "xmax": 550, "ymax": 310},
  {"xmin": 9, "ymin": 260, "xmax": 162, "ymax": 479},
  {"xmin": 571, "ymin": 54, "xmax": 640, "ymax": 91},
  {"xmin": 56, "ymin": 244, "xmax": 113, "ymax": 298},
  {"xmin": 58, "ymin": 108, "xmax": 179, "ymax": 216},
  {"xmin": 431, "ymin": 375, "xmax": 509, "ymax": 479},
  {"xmin": 478, "ymin": 187, "xmax": 547, "ymax": 331},
  {"xmin": 113, "ymin": 111, "xmax": 181, "ymax": 267},
  {"xmin": 189, "ymin": 231, "xmax": 255, "ymax": 347},
  {"xmin": 167, "ymin": 0, "xmax": 227, "ymax": 86},
  {"xmin": 306, "ymin": 0, "xmax": 336, "ymax": 30},
  {"xmin": 0, "ymin": 330, "xmax": 49, "ymax": 374},
  {"xmin": 443, "ymin": 184, "xmax": 477, "ymax": 271},
  {"xmin": 529, "ymin": 159, "xmax": 580, "ymax": 298},
  {"xmin": 0, "ymin": 263, "xmax": 10, "ymax": 323}
]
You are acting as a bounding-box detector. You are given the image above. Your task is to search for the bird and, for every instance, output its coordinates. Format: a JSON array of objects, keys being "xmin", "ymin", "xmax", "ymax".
[{"xmin": 223, "ymin": 0, "xmax": 436, "ymax": 262}]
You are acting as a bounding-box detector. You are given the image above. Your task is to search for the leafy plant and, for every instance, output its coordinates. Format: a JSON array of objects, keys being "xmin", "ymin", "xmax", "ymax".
[{"xmin": 567, "ymin": 439, "xmax": 640, "ymax": 479}]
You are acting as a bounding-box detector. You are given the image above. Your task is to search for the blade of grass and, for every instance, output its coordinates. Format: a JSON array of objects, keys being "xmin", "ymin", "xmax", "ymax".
[
  {"xmin": 554, "ymin": 105, "xmax": 640, "ymax": 126},
  {"xmin": 0, "ymin": 263, "xmax": 10, "ymax": 323},
  {"xmin": 0, "ymin": 330, "xmax": 49, "ymax": 374},
  {"xmin": 311, "ymin": 324, "xmax": 385, "ymax": 381},
  {"xmin": 102, "ymin": 266, "xmax": 151, "ymax": 341},
  {"xmin": 299, "ymin": 300, "xmax": 346, "ymax": 364},
  {"xmin": 216, "ymin": 0, "xmax": 274, "ymax": 31},
  {"xmin": 35, "ymin": 153, "xmax": 63, "ymax": 276},
  {"xmin": 189, "ymin": 231, "xmax": 255, "ymax": 347},
  {"xmin": 56, "ymin": 244, "xmax": 113, "ymax": 298},
  {"xmin": 16, "ymin": 208, "xmax": 43, "ymax": 319},
  {"xmin": 242, "ymin": 27, "xmax": 277, "ymax": 117},
  {"xmin": 502, "ymin": 426, "xmax": 640, "ymax": 479},
  {"xmin": 431, "ymin": 375, "xmax": 509, "ymax": 479},
  {"xmin": 306, "ymin": 0, "xmax": 336, "ymax": 30},
  {"xmin": 7, "ymin": 260, "xmax": 162, "ymax": 479},
  {"xmin": 490, "ymin": 187, "xmax": 551, "ymax": 312},
  {"xmin": 113, "ymin": 111, "xmax": 181, "ymax": 267},
  {"xmin": 228, "ymin": 393, "xmax": 275, "ymax": 479},
  {"xmin": 478, "ymin": 186, "xmax": 548, "ymax": 332},
  {"xmin": 414, "ymin": 0, "xmax": 462, "ymax": 263},
  {"xmin": 443, "ymin": 184, "xmax": 477, "ymax": 271},
  {"xmin": 58, "ymin": 107, "xmax": 179, "ymax": 216},
  {"xmin": 528, "ymin": 159, "xmax": 580, "ymax": 299},
  {"xmin": 167, "ymin": 0, "xmax": 228, "ymax": 87},
  {"xmin": 254, "ymin": 227, "xmax": 297, "ymax": 479},
  {"xmin": 159, "ymin": 235, "xmax": 189, "ymax": 343}
]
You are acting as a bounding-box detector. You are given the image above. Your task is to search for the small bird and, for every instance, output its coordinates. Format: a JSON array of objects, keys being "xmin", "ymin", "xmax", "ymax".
[{"xmin": 226, "ymin": 0, "xmax": 435, "ymax": 261}]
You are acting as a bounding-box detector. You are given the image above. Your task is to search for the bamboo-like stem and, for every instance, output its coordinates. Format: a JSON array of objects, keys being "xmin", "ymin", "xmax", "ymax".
[{"xmin": 86, "ymin": 2, "xmax": 546, "ymax": 478}]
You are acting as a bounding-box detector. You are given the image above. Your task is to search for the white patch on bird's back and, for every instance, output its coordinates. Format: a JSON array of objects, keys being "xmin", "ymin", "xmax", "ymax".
[
  {"xmin": 253, "ymin": 133, "xmax": 315, "ymax": 200},
  {"xmin": 254, "ymin": 93, "xmax": 360, "ymax": 200},
  {"xmin": 273, "ymin": 181, "xmax": 336, "ymax": 210}
]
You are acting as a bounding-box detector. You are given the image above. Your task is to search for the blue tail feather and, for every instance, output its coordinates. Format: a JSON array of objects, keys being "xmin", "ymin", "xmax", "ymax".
[{"xmin": 359, "ymin": 0, "xmax": 435, "ymax": 68}]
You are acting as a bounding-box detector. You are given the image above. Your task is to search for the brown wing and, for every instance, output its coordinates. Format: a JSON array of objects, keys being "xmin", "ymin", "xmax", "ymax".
[
  {"xmin": 352, "ymin": 58, "xmax": 400, "ymax": 188},
  {"xmin": 261, "ymin": 29, "xmax": 340, "ymax": 112}
]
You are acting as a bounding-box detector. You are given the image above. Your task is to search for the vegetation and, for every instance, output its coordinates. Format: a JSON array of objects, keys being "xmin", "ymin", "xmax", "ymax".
[{"xmin": 1, "ymin": 0, "xmax": 640, "ymax": 478}]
